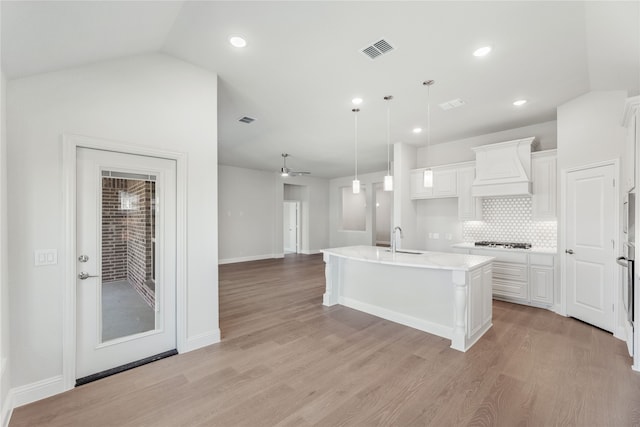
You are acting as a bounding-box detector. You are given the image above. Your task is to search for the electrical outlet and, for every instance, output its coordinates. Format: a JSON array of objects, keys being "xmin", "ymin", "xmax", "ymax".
[{"xmin": 445, "ymin": 233, "xmax": 453, "ymax": 240}]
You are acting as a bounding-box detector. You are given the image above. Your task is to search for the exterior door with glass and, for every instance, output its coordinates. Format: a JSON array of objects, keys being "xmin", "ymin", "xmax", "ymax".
[{"xmin": 76, "ymin": 147, "xmax": 176, "ymax": 380}]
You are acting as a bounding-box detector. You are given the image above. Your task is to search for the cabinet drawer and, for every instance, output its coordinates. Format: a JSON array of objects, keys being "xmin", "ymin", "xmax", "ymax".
[
  {"xmin": 493, "ymin": 261, "xmax": 528, "ymax": 282},
  {"xmin": 493, "ymin": 278, "xmax": 528, "ymax": 299},
  {"xmin": 469, "ymin": 249, "xmax": 527, "ymax": 264},
  {"xmin": 530, "ymin": 254, "xmax": 554, "ymax": 266}
]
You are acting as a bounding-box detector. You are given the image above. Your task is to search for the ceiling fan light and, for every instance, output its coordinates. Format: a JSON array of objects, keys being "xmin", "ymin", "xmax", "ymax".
[
  {"xmin": 384, "ymin": 175, "xmax": 393, "ymax": 191},
  {"xmin": 352, "ymin": 179, "xmax": 360, "ymax": 194}
]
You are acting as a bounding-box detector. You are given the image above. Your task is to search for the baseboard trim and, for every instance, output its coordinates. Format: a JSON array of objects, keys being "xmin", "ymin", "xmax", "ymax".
[
  {"xmin": 183, "ymin": 329, "xmax": 221, "ymax": 353},
  {"xmin": 218, "ymin": 254, "xmax": 281, "ymax": 264},
  {"xmin": 1, "ymin": 391, "xmax": 12, "ymax": 427},
  {"xmin": 300, "ymin": 249, "xmax": 321, "ymax": 255},
  {"xmin": 10, "ymin": 375, "xmax": 64, "ymax": 409},
  {"xmin": 339, "ymin": 297, "xmax": 453, "ymax": 341}
]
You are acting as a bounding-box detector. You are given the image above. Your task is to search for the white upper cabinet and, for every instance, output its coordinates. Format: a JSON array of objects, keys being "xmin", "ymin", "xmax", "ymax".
[
  {"xmin": 410, "ymin": 166, "xmax": 457, "ymax": 200},
  {"xmin": 531, "ymin": 150, "xmax": 557, "ymax": 220},
  {"xmin": 623, "ymin": 96, "xmax": 640, "ymax": 192},
  {"xmin": 410, "ymin": 168, "xmax": 433, "ymax": 199},
  {"xmin": 458, "ymin": 165, "xmax": 482, "ymax": 220},
  {"xmin": 433, "ymin": 168, "xmax": 457, "ymax": 197}
]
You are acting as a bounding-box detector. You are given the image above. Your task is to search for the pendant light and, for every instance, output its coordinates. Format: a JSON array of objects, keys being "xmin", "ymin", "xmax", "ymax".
[
  {"xmin": 423, "ymin": 80, "xmax": 435, "ymax": 188},
  {"xmin": 352, "ymin": 108, "xmax": 360, "ymax": 194},
  {"xmin": 383, "ymin": 95, "xmax": 394, "ymax": 192}
]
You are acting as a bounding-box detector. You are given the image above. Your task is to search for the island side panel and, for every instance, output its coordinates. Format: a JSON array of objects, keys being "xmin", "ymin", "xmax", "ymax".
[
  {"xmin": 334, "ymin": 258, "xmax": 455, "ymax": 340},
  {"xmin": 322, "ymin": 253, "xmax": 342, "ymax": 306},
  {"xmin": 451, "ymin": 264, "xmax": 493, "ymax": 352}
]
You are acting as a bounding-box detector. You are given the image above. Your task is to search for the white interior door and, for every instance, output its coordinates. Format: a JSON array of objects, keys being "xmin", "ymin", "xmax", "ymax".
[
  {"xmin": 565, "ymin": 163, "xmax": 616, "ymax": 332},
  {"xmin": 283, "ymin": 201, "xmax": 298, "ymax": 253},
  {"xmin": 76, "ymin": 147, "xmax": 176, "ymax": 380}
]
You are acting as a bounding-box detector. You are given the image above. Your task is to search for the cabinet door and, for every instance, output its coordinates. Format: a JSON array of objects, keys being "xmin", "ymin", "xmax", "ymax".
[
  {"xmin": 532, "ymin": 155, "xmax": 557, "ymax": 220},
  {"xmin": 410, "ymin": 169, "xmax": 433, "ymax": 199},
  {"xmin": 433, "ymin": 169, "xmax": 457, "ymax": 197},
  {"xmin": 530, "ymin": 265, "xmax": 554, "ymax": 306},
  {"xmin": 457, "ymin": 167, "xmax": 482, "ymax": 220}
]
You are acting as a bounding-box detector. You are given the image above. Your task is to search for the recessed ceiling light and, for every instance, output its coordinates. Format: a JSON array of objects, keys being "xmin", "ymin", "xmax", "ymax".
[
  {"xmin": 229, "ymin": 36, "xmax": 247, "ymax": 48},
  {"xmin": 473, "ymin": 46, "xmax": 492, "ymax": 57},
  {"xmin": 352, "ymin": 97, "xmax": 363, "ymax": 105},
  {"xmin": 413, "ymin": 128, "xmax": 423, "ymax": 134},
  {"xmin": 513, "ymin": 99, "xmax": 527, "ymax": 106}
]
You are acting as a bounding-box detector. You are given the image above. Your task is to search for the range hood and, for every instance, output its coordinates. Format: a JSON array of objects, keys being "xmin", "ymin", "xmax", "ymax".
[{"xmin": 471, "ymin": 137, "xmax": 535, "ymax": 197}]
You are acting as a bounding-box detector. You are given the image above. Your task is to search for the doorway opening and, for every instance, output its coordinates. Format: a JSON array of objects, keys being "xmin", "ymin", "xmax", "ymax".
[
  {"xmin": 283, "ymin": 184, "xmax": 308, "ymax": 254},
  {"xmin": 372, "ymin": 182, "xmax": 392, "ymax": 247}
]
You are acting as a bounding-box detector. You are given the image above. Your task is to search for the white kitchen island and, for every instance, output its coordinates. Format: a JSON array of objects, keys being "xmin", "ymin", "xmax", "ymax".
[{"xmin": 321, "ymin": 246, "xmax": 494, "ymax": 352}]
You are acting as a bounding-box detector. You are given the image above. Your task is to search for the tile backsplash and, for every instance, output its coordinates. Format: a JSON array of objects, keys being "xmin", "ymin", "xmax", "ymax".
[{"xmin": 462, "ymin": 197, "xmax": 557, "ymax": 248}]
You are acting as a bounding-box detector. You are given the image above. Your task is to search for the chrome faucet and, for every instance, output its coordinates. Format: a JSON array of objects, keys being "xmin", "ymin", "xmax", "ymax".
[{"xmin": 391, "ymin": 226, "xmax": 403, "ymax": 254}]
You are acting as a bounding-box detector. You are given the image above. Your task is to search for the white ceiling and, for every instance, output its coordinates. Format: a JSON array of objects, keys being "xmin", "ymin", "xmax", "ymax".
[{"xmin": 2, "ymin": 1, "xmax": 639, "ymax": 178}]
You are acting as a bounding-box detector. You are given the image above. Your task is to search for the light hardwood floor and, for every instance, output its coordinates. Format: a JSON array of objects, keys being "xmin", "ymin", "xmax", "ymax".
[{"xmin": 10, "ymin": 254, "xmax": 640, "ymax": 426}]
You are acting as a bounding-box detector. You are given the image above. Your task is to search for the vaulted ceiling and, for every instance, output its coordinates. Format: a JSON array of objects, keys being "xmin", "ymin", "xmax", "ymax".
[{"xmin": 2, "ymin": 1, "xmax": 639, "ymax": 178}]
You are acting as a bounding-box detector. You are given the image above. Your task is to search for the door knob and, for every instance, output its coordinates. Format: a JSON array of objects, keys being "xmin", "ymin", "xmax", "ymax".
[
  {"xmin": 78, "ymin": 272, "xmax": 100, "ymax": 280},
  {"xmin": 565, "ymin": 249, "xmax": 574, "ymax": 255}
]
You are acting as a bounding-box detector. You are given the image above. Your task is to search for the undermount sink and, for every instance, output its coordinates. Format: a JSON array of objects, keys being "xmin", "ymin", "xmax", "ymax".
[{"xmin": 386, "ymin": 249, "xmax": 423, "ymax": 255}]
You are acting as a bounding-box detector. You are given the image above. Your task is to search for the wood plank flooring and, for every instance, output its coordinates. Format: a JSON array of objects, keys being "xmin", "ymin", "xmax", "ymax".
[{"xmin": 10, "ymin": 254, "xmax": 640, "ymax": 426}]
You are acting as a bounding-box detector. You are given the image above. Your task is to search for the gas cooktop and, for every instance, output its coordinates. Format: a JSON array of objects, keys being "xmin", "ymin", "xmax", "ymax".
[{"xmin": 474, "ymin": 241, "xmax": 532, "ymax": 249}]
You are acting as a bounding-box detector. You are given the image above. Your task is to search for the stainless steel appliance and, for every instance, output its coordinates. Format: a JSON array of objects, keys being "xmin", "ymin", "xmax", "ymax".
[
  {"xmin": 474, "ymin": 241, "xmax": 532, "ymax": 250},
  {"xmin": 617, "ymin": 193, "xmax": 635, "ymax": 326}
]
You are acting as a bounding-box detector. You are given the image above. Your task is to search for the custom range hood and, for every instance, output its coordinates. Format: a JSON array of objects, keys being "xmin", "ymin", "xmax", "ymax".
[{"xmin": 472, "ymin": 137, "xmax": 535, "ymax": 197}]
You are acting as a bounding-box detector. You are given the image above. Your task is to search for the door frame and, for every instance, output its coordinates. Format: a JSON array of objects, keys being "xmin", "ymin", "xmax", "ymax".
[
  {"xmin": 560, "ymin": 159, "xmax": 620, "ymax": 336},
  {"xmin": 283, "ymin": 200, "xmax": 301, "ymax": 253},
  {"xmin": 61, "ymin": 134, "xmax": 188, "ymax": 391}
]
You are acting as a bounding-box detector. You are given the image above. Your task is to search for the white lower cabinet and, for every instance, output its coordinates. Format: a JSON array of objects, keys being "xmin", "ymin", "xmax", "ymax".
[
  {"xmin": 530, "ymin": 266, "xmax": 554, "ymax": 305},
  {"xmin": 460, "ymin": 247, "xmax": 556, "ymax": 308}
]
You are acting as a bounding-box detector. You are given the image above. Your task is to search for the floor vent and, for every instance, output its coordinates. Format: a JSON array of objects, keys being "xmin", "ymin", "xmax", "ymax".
[
  {"xmin": 361, "ymin": 38, "xmax": 395, "ymax": 59},
  {"xmin": 238, "ymin": 116, "xmax": 256, "ymax": 124}
]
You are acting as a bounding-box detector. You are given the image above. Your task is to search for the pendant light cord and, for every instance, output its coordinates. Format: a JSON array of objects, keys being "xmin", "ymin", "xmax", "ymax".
[
  {"xmin": 387, "ymin": 101, "xmax": 391, "ymax": 175},
  {"xmin": 353, "ymin": 108, "xmax": 359, "ymax": 180},
  {"xmin": 423, "ymin": 80, "xmax": 435, "ymax": 148}
]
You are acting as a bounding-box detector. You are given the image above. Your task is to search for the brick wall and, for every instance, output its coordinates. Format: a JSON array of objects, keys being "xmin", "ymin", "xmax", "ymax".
[
  {"xmin": 102, "ymin": 178, "xmax": 128, "ymax": 282},
  {"xmin": 101, "ymin": 177, "xmax": 155, "ymax": 308}
]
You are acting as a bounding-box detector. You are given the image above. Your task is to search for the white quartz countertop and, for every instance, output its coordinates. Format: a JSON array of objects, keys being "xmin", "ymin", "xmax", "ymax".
[
  {"xmin": 451, "ymin": 242, "xmax": 558, "ymax": 255},
  {"xmin": 321, "ymin": 245, "xmax": 494, "ymax": 271}
]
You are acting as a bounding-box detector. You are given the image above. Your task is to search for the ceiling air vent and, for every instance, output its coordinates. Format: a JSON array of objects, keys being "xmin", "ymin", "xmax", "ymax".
[
  {"xmin": 439, "ymin": 98, "xmax": 467, "ymax": 110},
  {"xmin": 238, "ymin": 116, "xmax": 255, "ymax": 124},
  {"xmin": 361, "ymin": 38, "xmax": 395, "ymax": 60}
]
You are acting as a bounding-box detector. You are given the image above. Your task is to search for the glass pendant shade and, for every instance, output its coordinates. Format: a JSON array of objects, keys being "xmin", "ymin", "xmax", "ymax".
[
  {"xmin": 352, "ymin": 179, "xmax": 360, "ymax": 194},
  {"xmin": 384, "ymin": 174, "xmax": 393, "ymax": 191},
  {"xmin": 423, "ymin": 169, "xmax": 433, "ymax": 187}
]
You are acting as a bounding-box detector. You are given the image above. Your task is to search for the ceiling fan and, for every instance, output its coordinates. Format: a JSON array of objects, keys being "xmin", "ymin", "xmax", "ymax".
[{"xmin": 280, "ymin": 153, "xmax": 310, "ymax": 177}]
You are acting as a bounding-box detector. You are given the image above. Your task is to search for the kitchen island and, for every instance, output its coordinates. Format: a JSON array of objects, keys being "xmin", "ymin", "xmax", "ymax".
[{"xmin": 321, "ymin": 246, "xmax": 494, "ymax": 352}]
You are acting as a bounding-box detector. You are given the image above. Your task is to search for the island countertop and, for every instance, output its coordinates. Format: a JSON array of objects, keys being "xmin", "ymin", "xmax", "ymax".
[{"xmin": 321, "ymin": 245, "xmax": 494, "ymax": 271}]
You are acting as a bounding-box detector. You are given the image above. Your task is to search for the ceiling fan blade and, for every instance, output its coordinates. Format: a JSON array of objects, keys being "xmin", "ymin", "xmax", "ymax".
[{"xmin": 290, "ymin": 171, "xmax": 310, "ymax": 176}]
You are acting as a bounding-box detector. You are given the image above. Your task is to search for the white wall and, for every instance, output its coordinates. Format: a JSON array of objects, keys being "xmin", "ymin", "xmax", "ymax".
[
  {"xmin": 417, "ymin": 120, "xmax": 557, "ymax": 167},
  {"xmin": 557, "ymin": 90, "xmax": 627, "ymax": 334},
  {"xmin": 557, "ymin": 91, "xmax": 627, "ymax": 170},
  {"xmin": 0, "ymin": 69, "xmax": 11, "ymax": 425},
  {"xmin": 393, "ymin": 143, "xmax": 418, "ymax": 249},
  {"xmin": 218, "ymin": 165, "xmax": 277, "ymax": 262},
  {"xmin": 219, "ymin": 165, "xmax": 330, "ymax": 262},
  {"xmin": 330, "ymin": 170, "xmax": 390, "ymax": 248},
  {"xmin": 374, "ymin": 183, "xmax": 392, "ymax": 244},
  {"xmin": 415, "ymin": 198, "xmax": 462, "ymax": 251},
  {"xmin": 6, "ymin": 54, "xmax": 219, "ymax": 392}
]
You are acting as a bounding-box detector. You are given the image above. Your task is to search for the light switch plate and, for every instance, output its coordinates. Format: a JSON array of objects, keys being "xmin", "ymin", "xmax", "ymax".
[{"xmin": 34, "ymin": 249, "xmax": 58, "ymax": 266}]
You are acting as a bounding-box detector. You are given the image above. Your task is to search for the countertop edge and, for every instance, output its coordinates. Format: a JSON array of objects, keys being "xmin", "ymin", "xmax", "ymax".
[
  {"xmin": 451, "ymin": 243, "xmax": 558, "ymax": 255},
  {"xmin": 321, "ymin": 246, "xmax": 494, "ymax": 272}
]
